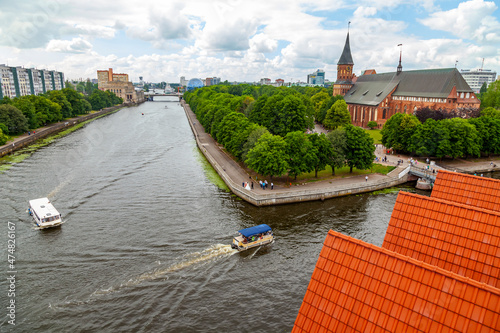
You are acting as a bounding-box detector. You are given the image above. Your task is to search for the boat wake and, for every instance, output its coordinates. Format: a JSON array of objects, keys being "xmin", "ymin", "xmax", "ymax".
[{"xmin": 51, "ymin": 244, "xmax": 237, "ymax": 309}]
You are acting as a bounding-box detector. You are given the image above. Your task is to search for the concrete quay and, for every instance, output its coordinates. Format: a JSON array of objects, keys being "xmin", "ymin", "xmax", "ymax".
[
  {"xmin": 181, "ymin": 100, "xmax": 412, "ymax": 207},
  {"xmin": 0, "ymin": 104, "xmax": 129, "ymax": 158}
]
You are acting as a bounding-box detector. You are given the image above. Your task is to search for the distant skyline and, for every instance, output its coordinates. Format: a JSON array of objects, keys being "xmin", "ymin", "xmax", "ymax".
[{"xmin": 1, "ymin": 0, "xmax": 499, "ymax": 83}]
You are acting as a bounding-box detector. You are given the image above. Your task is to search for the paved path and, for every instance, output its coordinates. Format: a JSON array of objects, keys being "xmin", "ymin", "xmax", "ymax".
[{"xmin": 182, "ymin": 101, "xmax": 402, "ymax": 196}]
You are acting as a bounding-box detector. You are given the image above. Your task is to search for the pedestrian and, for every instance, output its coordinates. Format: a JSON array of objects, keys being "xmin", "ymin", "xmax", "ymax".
[
  {"xmin": 271, "ymin": 182, "xmax": 274, "ymax": 190},
  {"xmin": 265, "ymin": 180, "xmax": 268, "ymax": 189},
  {"xmin": 365, "ymin": 175, "xmax": 368, "ymax": 182},
  {"xmin": 259, "ymin": 180, "xmax": 263, "ymax": 189},
  {"xmin": 251, "ymin": 182, "xmax": 254, "ymax": 189},
  {"xmin": 242, "ymin": 182, "xmax": 245, "ymax": 187}
]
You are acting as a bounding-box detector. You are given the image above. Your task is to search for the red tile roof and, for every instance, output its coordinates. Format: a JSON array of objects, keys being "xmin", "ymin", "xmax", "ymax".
[
  {"xmin": 383, "ymin": 191, "xmax": 500, "ymax": 289},
  {"xmin": 432, "ymin": 170, "xmax": 500, "ymax": 213},
  {"xmin": 293, "ymin": 230, "xmax": 500, "ymax": 333}
]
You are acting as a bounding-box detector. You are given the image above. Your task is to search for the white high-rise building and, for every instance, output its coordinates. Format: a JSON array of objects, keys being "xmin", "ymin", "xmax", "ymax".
[{"xmin": 460, "ymin": 69, "xmax": 497, "ymax": 93}]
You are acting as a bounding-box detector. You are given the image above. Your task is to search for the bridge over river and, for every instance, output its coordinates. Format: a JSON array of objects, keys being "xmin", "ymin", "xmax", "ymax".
[{"xmin": 144, "ymin": 92, "xmax": 182, "ymax": 101}]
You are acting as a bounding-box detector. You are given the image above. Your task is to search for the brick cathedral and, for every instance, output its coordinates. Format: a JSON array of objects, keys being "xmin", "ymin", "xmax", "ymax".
[{"xmin": 333, "ymin": 32, "xmax": 481, "ymax": 128}]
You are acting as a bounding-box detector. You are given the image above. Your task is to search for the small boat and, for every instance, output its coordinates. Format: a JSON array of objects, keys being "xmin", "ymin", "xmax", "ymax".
[
  {"xmin": 28, "ymin": 197, "xmax": 64, "ymax": 229},
  {"xmin": 231, "ymin": 224, "xmax": 274, "ymax": 251}
]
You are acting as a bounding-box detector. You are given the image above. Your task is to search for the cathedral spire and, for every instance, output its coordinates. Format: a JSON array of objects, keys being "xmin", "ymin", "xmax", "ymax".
[
  {"xmin": 338, "ymin": 25, "xmax": 354, "ymax": 65},
  {"xmin": 397, "ymin": 44, "xmax": 403, "ymax": 74}
]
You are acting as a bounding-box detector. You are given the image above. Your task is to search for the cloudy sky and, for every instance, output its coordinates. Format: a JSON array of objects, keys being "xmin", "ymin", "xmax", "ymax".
[{"xmin": 1, "ymin": 0, "xmax": 499, "ymax": 84}]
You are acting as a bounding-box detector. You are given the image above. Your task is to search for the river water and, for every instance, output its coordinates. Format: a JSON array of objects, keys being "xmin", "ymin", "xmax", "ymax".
[{"xmin": 1, "ymin": 97, "xmax": 491, "ymax": 332}]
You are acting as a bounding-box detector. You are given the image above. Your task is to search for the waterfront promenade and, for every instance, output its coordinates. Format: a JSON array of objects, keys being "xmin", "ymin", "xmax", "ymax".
[{"xmin": 182, "ymin": 101, "xmax": 412, "ymax": 206}]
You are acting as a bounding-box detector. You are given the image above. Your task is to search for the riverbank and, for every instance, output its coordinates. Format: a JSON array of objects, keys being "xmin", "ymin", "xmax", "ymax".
[
  {"xmin": 0, "ymin": 103, "xmax": 131, "ymax": 158},
  {"xmin": 181, "ymin": 100, "xmax": 411, "ymax": 206}
]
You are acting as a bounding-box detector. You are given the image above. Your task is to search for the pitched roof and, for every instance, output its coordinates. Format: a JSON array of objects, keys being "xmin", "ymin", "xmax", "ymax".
[
  {"xmin": 338, "ymin": 32, "xmax": 354, "ymax": 65},
  {"xmin": 293, "ymin": 230, "xmax": 500, "ymax": 333},
  {"xmin": 382, "ymin": 191, "xmax": 500, "ymax": 289},
  {"xmin": 344, "ymin": 68, "xmax": 475, "ymax": 106},
  {"xmin": 431, "ymin": 170, "xmax": 500, "ymax": 213}
]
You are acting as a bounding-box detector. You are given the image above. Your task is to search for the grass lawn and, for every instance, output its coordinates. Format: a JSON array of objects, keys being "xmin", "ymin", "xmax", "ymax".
[{"xmin": 365, "ymin": 129, "xmax": 382, "ymax": 144}]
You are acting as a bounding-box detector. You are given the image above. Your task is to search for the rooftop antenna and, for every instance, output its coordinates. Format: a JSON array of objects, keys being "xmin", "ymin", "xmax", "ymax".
[
  {"xmin": 397, "ymin": 44, "xmax": 403, "ymax": 74},
  {"xmin": 348, "ymin": 21, "xmax": 351, "ymax": 32},
  {"xmin": 455, "ymin": 60, "xmax": 458, "ymax": 68}
]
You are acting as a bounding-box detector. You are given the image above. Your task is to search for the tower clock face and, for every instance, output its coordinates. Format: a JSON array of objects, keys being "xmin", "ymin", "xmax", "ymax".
[{"xmin": 347, "ymin": 66, "xmax": 351, "ymax": 71}]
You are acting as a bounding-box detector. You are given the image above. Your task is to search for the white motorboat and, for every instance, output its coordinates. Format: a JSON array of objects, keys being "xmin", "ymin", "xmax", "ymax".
[{"xmin": 28, "ymin": 197, "xmax": 64, "ymax": 229}]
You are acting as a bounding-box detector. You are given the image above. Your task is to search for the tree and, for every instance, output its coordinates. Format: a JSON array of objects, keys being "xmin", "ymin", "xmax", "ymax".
[
  {"xmin": 65, "ymin": 81, "xmax": 75, "ymax": 90},
  {"xmin": 469, "ymin": 116, "xmax": 500, "ymax": 156},
  {"xmin": 381, "ymin": 113, "xmax": 421, "ymax": 153},
  {"xmin": 245, "ymin": 133, "xmax": 289, "ymax": 178},
  {"xmin": 324, "ymin": 99, "xmax": 351, "ymax": 130},
  {"xmin": 344, "ymin": 124, "xmax": 375, "ymax": 173},
  {"xmin": 317, "ymin": 95, "xmax": 344, "ymax": 124},
  {"xmin": 480, "ymin": 107, "xmax": 500, "ymax": 118},
  {"xmin": 241, "ymin": 126, "xmax": 269, "ymax": 162},
  {"xmin": 0, "ymin": 127, "xmax": 8, "ymax": 145},
  {"xmin": 326, "ymin": 128, "xmax": 347, "ymax": 175},
  {"xmin": 12, "ymin": 97, "xmax": 38, "ymax": 129},
  {"xmin": 481, "ymin": 80, "xmax": 500, "ymax": 109},
  {"xmin": 85, "ymin": 79, "xmax": 95, "ymax": 95},
  {"xmin": 308, "ymin": 133, "xmax": 333, "ymax": 177},
  {"xmin": 47, "ymin": 90, "xmax": 73, "ymax": 118},
  {"xmin": 0, "ymin": 104, "xmax": 28, "ymax": 134},
  {"xmin": 409, "ymin": 119, "xmax": 450, "ymax": 158},
  {"xmin": 367, "ymin": 121, "xmax": 378, "ymax": 129},
  {"xmin": 442, "ymin": 118, "xmax": 481, "ymax": 158},
  {"xmin": 284, "ymin": 131, "xmax": 317, "ymax": 179},
  {"xmin": 311, "ymin": 91, "xmax": 330, "ymax": 122}
]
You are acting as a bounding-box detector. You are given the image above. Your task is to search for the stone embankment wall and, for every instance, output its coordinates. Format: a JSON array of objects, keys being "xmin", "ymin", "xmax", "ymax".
[
  {"xmin": 181, "ymin": 100, "xmax": 409, "ymax": 207},
  {"xmin": 0, "ymin": 104, "xmax": 135, "ymax": 158}
]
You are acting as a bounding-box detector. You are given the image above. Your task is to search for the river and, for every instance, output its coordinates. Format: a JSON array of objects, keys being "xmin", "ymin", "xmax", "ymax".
[{"xmin": 0, "ymin": 97, "xmax": 489, "ymax": 332}]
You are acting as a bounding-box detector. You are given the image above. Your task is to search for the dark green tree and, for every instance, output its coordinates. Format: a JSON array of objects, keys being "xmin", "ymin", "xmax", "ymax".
[
  {"xmin": 12, "ymin": 97, "xmax": 38, "ymax": 129},
  {"xmin": 284, "ymin": 131, "xmax": 317, "ymax": 179},
  {"xmin": 481, "ymin": 80, "xmax": 500, "ymax": 109},
  {"xmin": 326, "ymin": 128, "xmax": 347, "ymax": 175},
  {"xmin": 344, "ymin": 124, "xmax": 375, "ymax": 173},
  {"xmin": 442, "ymin": 118, "xmax": 481, "ymax": 158},
  {"xmin": 367, "ymin": 121, "xmax": 378, "ymax": 129},
  {"xmin": 0, "ymin": 104, "xmax": 28, "ymax": 134},
  {"xmin": 324, "ymin": 99, "xmax": 351, "ymax": 129},
  {"xmin": 47, "ymin": 90, "xmax": 73, "ymax": 118},
  {"xmin": 469, "ymin": 116, "xmax": 500, "ymax": 156},
  {"xmin": 0, "ymin": 127, "xmax": 8, "ymax": 145},
  {"xmin": 308, "ymin": 133, "xmax": 334, "ymax": 177},
  {"xmin": 381, "ymin": 113, "xmax": 421, "ymax": 153},
  {"xmin": 241, "ymin": 126, "xmax": 269, "ymax": 162},
  {"xmin": 245, "ymin": 133, "xmax": 289, "ymax": 178}
]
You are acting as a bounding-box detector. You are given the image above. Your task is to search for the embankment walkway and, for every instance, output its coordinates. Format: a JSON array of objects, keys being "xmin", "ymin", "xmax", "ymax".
[
  {"xmin": 181, "ymin": 100, "xmax": 412, "ymax": 206},
  {"xmin": 0, "ymin": 104, "xmax": 127, "ymax": 158}
]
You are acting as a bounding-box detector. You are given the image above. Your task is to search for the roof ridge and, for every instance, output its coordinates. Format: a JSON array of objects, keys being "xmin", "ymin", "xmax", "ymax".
[
  {"xmin": 399, "ymin": 190, "xmax": 500, "ymax": 217},
  {"xmin": 327, "ymin": 229, "xmax": 500, "ymax": 294}
]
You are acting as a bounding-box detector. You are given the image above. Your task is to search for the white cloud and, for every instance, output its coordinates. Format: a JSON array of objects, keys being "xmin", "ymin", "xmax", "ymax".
[
  {"xmin": 46, "ymin": 38, "xmax": 93, "ymax": 53},
  {"xmin": 419, "ymin": 0, "xmax": 500, "ymax": 43},
  {"xmin": 249, "ymin": 33, "xmax": 278, "ymax": 53}
]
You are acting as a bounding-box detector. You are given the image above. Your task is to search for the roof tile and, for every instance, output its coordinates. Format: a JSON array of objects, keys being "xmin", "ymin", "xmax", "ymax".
[
  {"xmin": 432, "ymin": 170, "xmax": 500, "ymax": 213},
  {"xmin": 293, "ymin": 230, "xmax": 500, "ymax": 332},
  {"xmin": 382, "ymin": 191, "xmax": 500, "ymax": 289}
]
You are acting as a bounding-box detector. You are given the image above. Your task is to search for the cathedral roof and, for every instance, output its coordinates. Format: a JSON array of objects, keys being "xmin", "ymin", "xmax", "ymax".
[
  {"xmin": 338, "ymin": 33, "xmax": 354, "ymax": 65},
  {"xmin": 344, "ymin": 68, "xmax": 475, "ymax": 106}
]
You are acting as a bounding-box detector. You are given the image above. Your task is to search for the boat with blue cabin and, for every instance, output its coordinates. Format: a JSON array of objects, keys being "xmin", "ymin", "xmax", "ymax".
[
  {"xmin": 231, "ymin": 224, "xmax": 274, "ymax": 251},
  {"xmin": 28, "ymin": 197, "xmax": 64, "ymax": 229}
]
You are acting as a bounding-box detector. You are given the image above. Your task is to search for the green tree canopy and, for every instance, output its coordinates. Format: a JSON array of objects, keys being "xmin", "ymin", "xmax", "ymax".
[
  {"xmin": 245, "ymin": 132, "xmax": 289, "ymax": 178},
  {"xmin": 344, "ymin": 124, "xmax": 375, "ymax": 173},
  {"xmin": 326, "ymin": 128, "xmax": 347, "ymax": 175},
  {"xmin": 308, "ymin": 133, "xmax": 334, "ymax": 177},
  {"xmin": 324, "ymin": 99, "xmax": 351, "ymax": 130},
  {"xmin": 0, "ymin": 104, "xmax": 28, "ymax": 134},
  {"xmin": 12, "ymin": 97, "xmax": 38, "ymax": 129},
  {"xmin": 381, "ymin": 113, "xmax": 421, "ymax": 153},
  {"xmin": 284, "ymin": 131, "xmax": 317, "ymax": 179},
  {"xmin": 469, "ymin": 116, "xmax": 500, "ymax": 156},
  {"xmin": 481, "ymin": 80, "xmax": 500, "ymax": 109}
]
